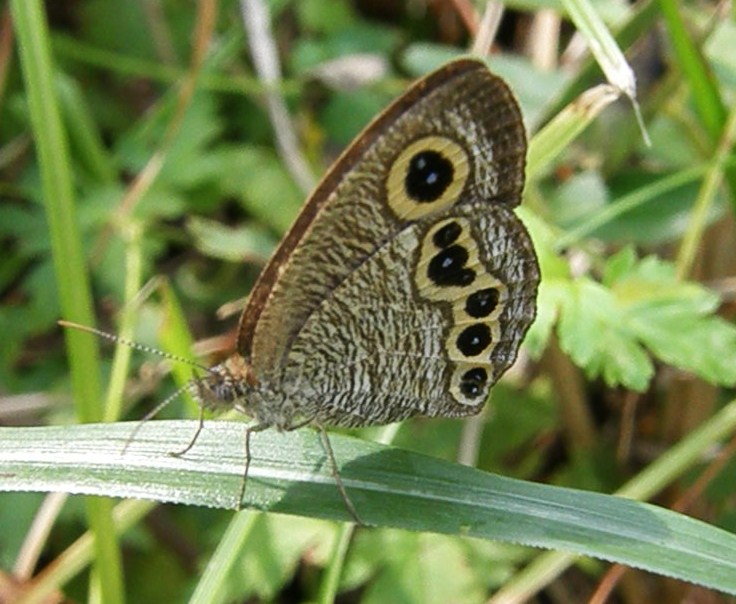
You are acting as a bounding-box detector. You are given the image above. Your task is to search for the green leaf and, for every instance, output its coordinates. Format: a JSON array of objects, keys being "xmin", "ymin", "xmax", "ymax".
[
  {"xmin": 296, "ymin": 0, "xmax": 356, "ymax": 34},
  {"xmin": 601, "ymin": 246, "xmax": 637, "ymax": 286},
  {"xmin": 612, "ymin": 255, "xmax": 736, "ymax": 386},
  {"xmin": 360, "ymin": 533, "xmax": 485, "ymax": 604},
  {"xmin": 558, "ymin": 278, "xmax": 654, "ymax": 390},
  {"xmin": 524, "ymin": 279, "xmax": 565, "ymax": 359},
  {"xmin": 543, "ymin": 250, "xmax": 736, "ymax": 390},
  {"xmin": 217, "ymin": 146, "xmax": 303, "ymax": 234},
  {"xmin": 320, "ymin": 89, "xmax": 390, "ymax": 146},
  {"xmin": 545, "ymin": 170, "xmax": 609, "ymax": 229},
  {"xmin": 518, "ymin": 208, "xmax": 571, "ymax": 358},
  {"xmin": 228, "ymin": 514, "xmax": 337, "ymax": 601},
  {"xmin": 187, "ymin": 217, "xmax": 276, "ymax": 263},
  {"xmin": 611, "ymin": 255, "xmax": 718, "ymax": 310},
  {"xmin": 291, "ymin": 24, "xmax": 398, "ymax": 72},
  {"xmin": 2, "ymin": 421, "xmax": 736, "ymax": 596}
]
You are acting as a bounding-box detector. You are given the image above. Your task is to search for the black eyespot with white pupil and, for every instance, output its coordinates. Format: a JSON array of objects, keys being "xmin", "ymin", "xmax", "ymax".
[
  {"xmin": 460, "ymin": 367, "xmax": 488, "ymax": 398},
  {"xmin": 465, "ymin": 287, "xmax": 500, "ymax": 318},
  {"xmin": 428, "ymin": 245, "xmax": 475, "ymax": 287},
  {"xmin": 457, "ymin": 324, "xmax": 492, "ymax": 357},
  {"xmin": 405, "ymin": 150, "xmax": 454, "ymax": 203}
]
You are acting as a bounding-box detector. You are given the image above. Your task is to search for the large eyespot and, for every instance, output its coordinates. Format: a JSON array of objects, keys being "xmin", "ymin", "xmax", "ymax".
[
  {"xmin": 386, "ymin": 136, "xmax": 470, "ymax": 220},
  {"xmin": 405, "ymin": 150, "xmax": 454, "ymax": 202}
]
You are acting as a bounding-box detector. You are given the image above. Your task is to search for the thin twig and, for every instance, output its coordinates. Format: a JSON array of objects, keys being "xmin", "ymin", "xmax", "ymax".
[{"xmin": 240, "ymin": 0, "xmax": 315, "ymax": 194}]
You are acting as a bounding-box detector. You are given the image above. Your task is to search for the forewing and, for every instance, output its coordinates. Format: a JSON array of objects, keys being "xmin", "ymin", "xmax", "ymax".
[{"xmin": 238, "ymin": 59, "xmax": 527, "ymax": 381}]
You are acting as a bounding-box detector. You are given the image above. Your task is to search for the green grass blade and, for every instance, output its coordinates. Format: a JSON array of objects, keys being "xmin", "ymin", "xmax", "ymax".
[
  {"xmin": 1, "ymin": 421, "xmax": 735, "ymax": 595},
  {"xmin": 103, "ymin": 222, "xmax": 145, "ymax": 422},
  {"xmin": 676, "ymin": 106, "xmax": 736, "ymax": 278},
  {"xmin": 188, "ymin": 510, "xmax": 261, "ymax": 604},
  {"xmin": 657, "ymin": 0, "xmax": 726, "ymax": 142},
  {"xmin": 491, "ymin": 396, "xmax": 736, "ymax": 601},
  {"xmin": 317, "ymin": 524, "xmax": 355, "ymax": 604},
  {"xmin": 10, "ymin": 0, "xmax": 100, "ymax": 422},
  {"xmin": 10, "ymin": 1, "xmax": 123, "ymax": 602},
  {"xmin": 527, "ymin": 84, "xmax": 620, "ymax": 181},
  {"xmin": 657, "ymin": 0, "xmax": 736, "ymax": 213},
  {"xmin": 561, "ymin": 0, "xmax": 636, "ymax": 97},
  {"xmin": 553, "ymin": 164, "xmax": 709, "ymax": 250},
  {"xmin": 56, "ymin": 75, "xmax": 117, "ymax": 184}
]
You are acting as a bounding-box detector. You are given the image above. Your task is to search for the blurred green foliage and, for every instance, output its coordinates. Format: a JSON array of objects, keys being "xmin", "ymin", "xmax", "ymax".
[{"xmin": 2, "ymin": 0, "xmax": 736, "ymax": 602}]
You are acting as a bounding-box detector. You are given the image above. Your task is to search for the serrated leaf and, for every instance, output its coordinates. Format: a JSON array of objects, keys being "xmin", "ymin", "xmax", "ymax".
[
  {"xmin": 558, "ymin": 279, "xmax": 616, "ymax": 366},
  {"xmin": 550, "ymin": 252, "xmax": 736, "ymax": 389},
  {"xmin": 611, "ymin": 255, "xmax": 736, "ymax": 385},
  {"xmin": 558, "ymin": 278, "xmax": 654, "ymax": 390},
  {"xmin": 630, "ymin": 311, "xmax": 736, "ymax": 385},
  {"xmin": 612, "ymin": 255, "xmax": 718, "ymax": 312},
  {"xmin": 601, "ymin": 246, "xmax": 637, "ymax": 286}
]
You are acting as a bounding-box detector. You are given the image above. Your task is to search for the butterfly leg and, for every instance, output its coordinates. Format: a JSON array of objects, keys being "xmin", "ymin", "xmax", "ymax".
[
  {"xmin": 169, "ymin": 405, "xmax": 206, "ymax": 457},
  {"xmin": 237, "ymin": 422, "xmax": 270, "ymax": 511},
  {"xmin": 169, "ymin": 370, "xmax": 214, "ymax": 457},
  {"xmin": 316, "ymin": 426, "xmax": 363, "ymax": 525}
]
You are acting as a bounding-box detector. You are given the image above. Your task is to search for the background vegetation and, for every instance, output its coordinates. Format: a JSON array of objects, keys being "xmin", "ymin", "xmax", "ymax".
[{"xmin": 1, "ymin": 0, "xmax": 735, "ymax": 602}]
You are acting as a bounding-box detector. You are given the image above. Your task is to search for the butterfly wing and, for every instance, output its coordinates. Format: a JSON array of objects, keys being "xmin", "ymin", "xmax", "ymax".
[
  {"xmin": 238, "ymin": 59, "xmax": 528, "ymax": 384},
  {"xmin": 280, "ymin": 199, "xmax": 539, "ymax": 426}
]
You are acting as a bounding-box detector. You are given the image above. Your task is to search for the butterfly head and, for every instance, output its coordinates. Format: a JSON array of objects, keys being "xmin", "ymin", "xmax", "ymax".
[{"xmin": 189, "ymin": 353, "xmax": 259, "ymax": 413}]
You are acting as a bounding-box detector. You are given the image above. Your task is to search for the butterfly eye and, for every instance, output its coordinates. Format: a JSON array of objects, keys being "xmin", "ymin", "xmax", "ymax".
[{"xmin": 386, "ymin": 135, "xmax": 470, "ymax": 220}]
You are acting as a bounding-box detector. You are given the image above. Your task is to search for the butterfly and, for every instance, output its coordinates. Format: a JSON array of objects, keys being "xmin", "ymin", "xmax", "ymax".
[{"xmin": 186, "ymin": 58, "xmax": 540, "ymax": 520}]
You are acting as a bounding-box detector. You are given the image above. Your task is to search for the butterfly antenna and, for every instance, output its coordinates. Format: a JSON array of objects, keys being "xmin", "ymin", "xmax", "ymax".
[
  {"xmin": 58, "ymin": 319, "xmax": 213, "ymax": 374},
  {"xmin": 58, "ymin": 320, "xmax": 216, "ymax": 455}
]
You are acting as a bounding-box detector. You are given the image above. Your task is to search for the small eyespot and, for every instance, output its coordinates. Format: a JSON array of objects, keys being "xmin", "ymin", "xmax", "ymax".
[
  {"xmin": 465, "ymin": 287, "xmax": 500, "ymax": 318},
  {"xmin": 456, "ymin": 324, "xmax": 492, "ymax": 357},
  {"xmin": 427, "ymin": 245, "xmax": 475, "ymax": 287},
  {"xmin": 459, "ymin": 367, "xmax": 488, "ymax": 398},
  {"xmin": 432, "ymin": 221, "xmax": 462, "ymax": 249}
]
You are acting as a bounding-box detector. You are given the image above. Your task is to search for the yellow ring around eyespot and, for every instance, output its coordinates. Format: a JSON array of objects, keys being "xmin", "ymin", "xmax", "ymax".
[{"xmin": 386, "ymin": 135, "xmax": 470, "ymax": 221}]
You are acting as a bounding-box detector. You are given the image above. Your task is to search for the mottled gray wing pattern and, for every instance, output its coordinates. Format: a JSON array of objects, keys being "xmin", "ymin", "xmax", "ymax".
[{"xmin": 281, "ymin": 199, "xmax": 539, "ymax": 428}]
